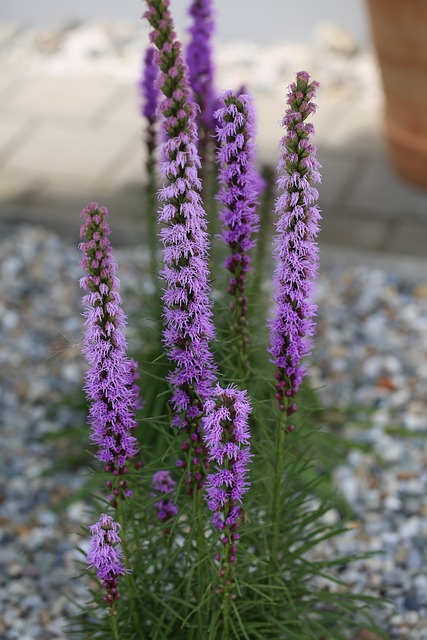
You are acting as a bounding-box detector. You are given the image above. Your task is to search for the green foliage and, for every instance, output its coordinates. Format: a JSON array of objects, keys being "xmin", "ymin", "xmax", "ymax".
[{"xmin": 70, "ymin": 258, "xmax": 387, "ymax": 638}]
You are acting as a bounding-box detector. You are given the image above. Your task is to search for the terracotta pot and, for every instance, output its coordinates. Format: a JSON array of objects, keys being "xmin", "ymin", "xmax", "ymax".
[{"xmin": 365, "ymin": 0, "xmax": 427, "ymax": 189}]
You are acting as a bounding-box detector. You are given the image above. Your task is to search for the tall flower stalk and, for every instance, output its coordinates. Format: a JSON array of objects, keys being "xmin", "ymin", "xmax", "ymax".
[
  {"xmin": 215, "ymin": 91, "xmax": 259, "ymax": 379},
  {"xmin": 186, "ymin": 0, "xmax": 216, "ymax": 166},
  {"xmin": 186, "ymin": 0, "xmax": 218, "ymax": 235},
  {"xmin": 80, "ymin": 203, "xmax": 142, "ymax": 631},
  {"xmin": 144, "ymin": 0, "xmax": 217, "ymax": 491},
  {"xmin": 267, "ymin": 72, "xmax": 321, "ymax": 562},
  {"xmin": 140, "ymin": 46, "xmax": 160, "ymax": 288},
  {"xmin": 203, "ymin": 384, "xmax": 252, "ymax": 636},
  {"xmin": 80, "ymin": 202, "xmax": 140, "ymax": 505}
]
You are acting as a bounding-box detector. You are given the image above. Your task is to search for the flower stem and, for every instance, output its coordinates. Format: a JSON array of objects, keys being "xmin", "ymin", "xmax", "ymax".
[
  {"xmin": 194, "ymin": 490, "xmax": 208, "ymax": 632},
  {"xmin": 116, "ymin": 499, "xmax": 142, "ymax": 634},
  {"xmin": 110, "ymin": 607, "xmax": 120, "ymax": 640},
  {"xmin": 221, "ymin": 590, "xmax": 231, "ymax": 640},
  {"xmin": 270, "ymin": 409, "xmax": 288, "ymax": 568},
  {"xmin": 146, "ymin": 125, "xmax": 160, "ymax": 291}
]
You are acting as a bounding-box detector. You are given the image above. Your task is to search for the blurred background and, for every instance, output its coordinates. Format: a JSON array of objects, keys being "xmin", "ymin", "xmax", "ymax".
[
  {"xmin": 0, "ymin": 0, "xmax": 426, "ymax": 274},
  {"xmin": 0, "ymin": 0, "xmax": 369, "ymax": 43}
]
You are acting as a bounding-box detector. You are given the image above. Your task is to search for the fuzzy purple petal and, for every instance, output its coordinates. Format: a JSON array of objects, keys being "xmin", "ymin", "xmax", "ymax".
[{"xmin": 268, "ymin": 72, "xmax": 321, "ymax": 411}]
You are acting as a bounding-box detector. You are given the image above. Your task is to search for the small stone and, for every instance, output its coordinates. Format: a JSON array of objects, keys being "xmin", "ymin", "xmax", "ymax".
[
  {"xmin": 405, "ymin": 591, "xmax": 421, "ymax": 611},
  {"xmin": 406, "ymin": 548, "xmax": 423, "ymax": 571},
  {"xmin": 7, "ymin": 563, "xmax": 23, "ymax": 578},
  {"xmin": 413, "ymin": 574, "xmax": 427, "ymax": 606},
  {"xmin": 400, "ymin": 518, "xmax": 421, "ymax": 540},
  {"xmin": 384, "ymin": 495, "xmax": 402, "ymax": 511}
]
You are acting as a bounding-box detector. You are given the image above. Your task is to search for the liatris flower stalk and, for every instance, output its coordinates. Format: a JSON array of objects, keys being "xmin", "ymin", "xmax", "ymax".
[
  {"xmin": 203, "ymin": 385, "xmax": 252, "ymax": 601},
  {"xmin": 87, "ymin": 513, "xmax": 127, "ymax": 606},
  {"xmin": 215, "ymin": 91, "xmax": 259, "ymax": 378},
  {"xmin": 267, "ymin": 71, "xmax": 321, "ymax": 563},
  {"xmin": 186, "ymin": 0, "xmax": 218, "ymax": 232},
  {"xmin": 141, "ymin": 46, "xmax": 159, "ymax": 125},
  {"xmin": 186, "ymin": 0, "xmax": 216, "ymax": 165},
  {"xmin": 268, "ymin": 71, "xmax": 321, "ymax": 413},
  {"xmin": 151, "ymin": 470, "xmax": 179, "ymax": 522},
  {"xmin": 140, "ymin": 46, "xmax": 160, "ymax": 286},
  {"xmin": 144, "ymin": 0, "xmax": 217, "ymax": 491},
  {"xmin": 80, "ymin": 203, "xmax": 140, "ymax": 506}
]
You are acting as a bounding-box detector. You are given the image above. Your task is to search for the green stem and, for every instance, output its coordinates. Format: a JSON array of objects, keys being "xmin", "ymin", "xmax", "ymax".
[
  {"xmin": 116, "ymin": 499, "xmax": 142, "ymax": 635},
  {"xmin": 270, "ymin": 410, "xmax": 288, "ymax": 569},
  {"xmin": 222, "ymin": 593, "xmax": 231, "ymax": 640},
  {"xmin": 194, "ymin": 490, "xmax": 208, "ymax": 634},
  {"xmin": 231, "ymin": 292, "xmax": 249, "ymax": 384},
  {"xmin": 111, "ymin": 607, "xmax": 120, "ymax": 640},
  {"xmin": 251, "ymin": 164, "xmax": 275, "ymax": 306}
]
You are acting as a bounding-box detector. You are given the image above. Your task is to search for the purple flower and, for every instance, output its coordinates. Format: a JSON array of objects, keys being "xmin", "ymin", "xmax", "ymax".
[
  {"xmin": 86, "ymin": 513, "xmax": 127, "ymax": 603},
  {"xmin": 80, "ymin": 203, "xmax": 140, "ymax": 500},
  {"xmin": 144, "ymin": 0, "xmax": 217, "ymax": 490},
  {"xmin": 144, "ymin": 0, "xmax": 217, "ymax": 462},
  {"xmin": 268, "ymin": 71, "xmax": 321, "ymax": 413},
  {"xmin": 203, "ymin": 384, "xmax": 252, "ymax": 569},
  {"xmin": 151, "ymin": 470, "xmax": 179, "ymax": 522},
  {"xmin": 186, "ymin": 0, "xmax": 216, "ymax": 156},
  {"xmin": 215, "ymin": 90, "xmax": 260, "ymax": 364},
  {"xmin": 140, "ymin": 45, "xmax": 160, "ymax": 123}
]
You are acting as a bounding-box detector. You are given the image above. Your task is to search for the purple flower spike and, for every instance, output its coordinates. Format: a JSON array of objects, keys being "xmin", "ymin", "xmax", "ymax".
[
  {"xmin": 140, "ymin": 46, "xmax": 160, "ymax": 123},
  {"xmin": 186, "ymin": 0, "xmax": 216, "ymax": 156},
  {"xmin": 215, "ymin": 91, "xmax": 260, "ymax": 367},
  {"xmin": 203, "ymin": 384, "xmax": 252, "ymax": 576},
  {"xmin": 144, "ymin": 1, "xmax": 217, "ymax": 476},
  {"xmin": 268, "ymin": 71, "xmax": 321, "ymax": 412},
  {"xmin": 151, "ymin": 470, "xmax": 179, "ymax": 522},
  {"xmin": 80, "ymin": 203, "xmax": 140, "ymax": 502},
  {"xmin": 86, "ymin": 513, "xmax": 127, "ymax": 603}
]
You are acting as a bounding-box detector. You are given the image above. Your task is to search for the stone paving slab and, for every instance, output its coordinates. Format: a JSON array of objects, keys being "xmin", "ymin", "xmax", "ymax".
[
  {"xmin": 2, "ymin": 122, "xmax": 136, "ymax": 183},
  {"xmin": 0, "ymin": 47, "xmax": 425, "ymax": 265},
  {"xmin": 348, "ymin": 158, "xmax": 427, "ymax": 220},
  {"xmin": 1, "ymin": 76, "xmax": 120, "ymax": 121},
  {"xmin": 317, "ymin": 103, "xmax": 386, "ymax": 156},
  {"xmin": 99, "ymin": 84, "xmax": 142, "ymax": 133},
  {"xmin": 320, "ymin": 208, "xmax": 390, "ymax": 253},
  {"xmin": 388, "ymin": 221, "xmax": 427, "ymax": 257},
  {"xmin": 0, "ymin": 115, "xmax": 29, "ymax": 157},
  {"xmin": 0, "ymin": 169, "xmax": 37, "ymax": 202},
  {"xmin": 317, "ymin": 150, "xmax": 362, "ymax": 208}
]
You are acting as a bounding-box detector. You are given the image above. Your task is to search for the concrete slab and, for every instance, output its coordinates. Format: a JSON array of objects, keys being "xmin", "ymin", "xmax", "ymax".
[
  {"xmin": 3, "ymin": 122, "xmax": 135, "ymax": 183},
  {"xmin": 348, "ymin": 158, "xmax": 427, "ymax": 220},
  {"xmin": 317, "ymin": 149, "xmax": 361, "ymax": 208},
  {"xmin": 0, "ymin": 170, "xmax": 37, "ymax": 202},
  {"xmin": 1, "ymin": 75, "xmax": 119, "ymax": 121},
  {"xmin": 0, "ymin": 115, "xmax": 29, "ymax": 158},
  {"xmin": 387, "ymin": 221, "xmax": 427, "ymax": 258},
  {"xmin": 320, "ymin": 210, "xmax": 389, "ymax": 252},
  {"xmin": 99, "ymin": 83, "xmax": 141, "ymax": 133},
  {"xmin": 102, "ymin": 142, "xmax": 145, "ymax": 191},
  {"xmin": 0, "ymin": 72, "xmax": 22, "ymax": 104},
  {"xmin": 0, "ymin": 186, "xmax": 145, "ymax": 247},
  {"xmin": 319, "ymin": 103, "xmax": 386, "ymax": 156}
]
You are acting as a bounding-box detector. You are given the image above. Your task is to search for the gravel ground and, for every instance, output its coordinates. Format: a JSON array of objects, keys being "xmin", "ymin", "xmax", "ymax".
[{"xmin": 1, "ymin": 223, "xmax": 427, "ymax": 639}]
